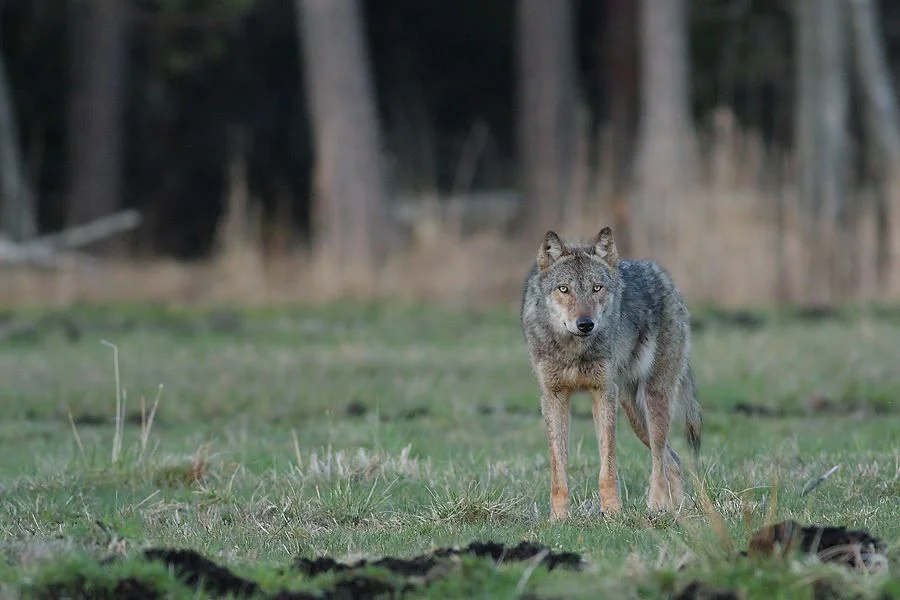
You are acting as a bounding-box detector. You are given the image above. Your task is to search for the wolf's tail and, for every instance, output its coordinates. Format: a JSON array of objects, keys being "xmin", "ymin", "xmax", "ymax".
[{"xmin": 680, "ymin": 365, "xmax": 702, "ymax": 461}]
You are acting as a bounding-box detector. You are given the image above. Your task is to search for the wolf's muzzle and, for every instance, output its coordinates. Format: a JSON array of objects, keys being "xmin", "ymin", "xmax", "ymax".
[{"xmin": 575, "ymin": 317, "xmax": 595, "ymax": 333}]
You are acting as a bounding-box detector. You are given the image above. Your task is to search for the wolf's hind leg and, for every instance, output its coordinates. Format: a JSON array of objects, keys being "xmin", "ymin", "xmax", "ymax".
[
  {"xmin": 626, "ymin": 382, "xmax": 684, "ymax": 512},
  {"xmin": 621, "ymin": 380, "xmax": 650, "ymax": 449},
  {"xmin": 645, "ymin": 385, "xmax": 685, "ymax": 513}
]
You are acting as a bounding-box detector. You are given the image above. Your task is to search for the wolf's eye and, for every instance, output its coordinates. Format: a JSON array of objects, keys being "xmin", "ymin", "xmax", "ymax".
[
  {"xmin": 557, "ymin": 285, "xmax": 569, "ymax": 294},
  {"xmin": 593, "ymin": 284, "xmax": 603, "ymax": 293}
]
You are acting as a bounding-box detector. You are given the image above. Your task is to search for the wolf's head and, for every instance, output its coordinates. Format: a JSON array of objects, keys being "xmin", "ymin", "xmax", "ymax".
[{"xmin": 535, "ymin": 227, "xmax": 621, "ymax": 339}]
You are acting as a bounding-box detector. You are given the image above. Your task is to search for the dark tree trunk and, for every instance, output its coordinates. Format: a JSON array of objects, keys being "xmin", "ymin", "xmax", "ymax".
[
  {"xmin": 516, "ymin": 0, "xmax": 577, "ymax": 238},
  {"xmin": 794, "ymin": 0, "xmax": 850, "ymax": 303},
  {"xmin": 0, "ymin": 45, "xmax": 37, "ymax": 241},
  {"xmin": 66, "ymin": 0, "xmax": 128, "ymax": 237},
  {"xmin": 603, "ymin": 0, "xmax": 638, "ymax": 256},
  {"xmin": 295, "ymin": 0, "xmax": 391, "ymax": 272},
  {"xmin": 847, "ymin": 0, "xmax": 900, "ymax": 289}
]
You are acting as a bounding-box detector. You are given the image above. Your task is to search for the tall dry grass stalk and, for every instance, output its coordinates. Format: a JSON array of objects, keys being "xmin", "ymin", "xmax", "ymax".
[{"xmin": 1, "ymin": 107, "xmax": 898, "ymax": 310}]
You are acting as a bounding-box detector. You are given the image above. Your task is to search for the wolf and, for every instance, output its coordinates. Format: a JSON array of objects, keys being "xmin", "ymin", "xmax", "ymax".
[{"xmin": 520, "ymin": 227, "xmax": 701, "ymax": 520}]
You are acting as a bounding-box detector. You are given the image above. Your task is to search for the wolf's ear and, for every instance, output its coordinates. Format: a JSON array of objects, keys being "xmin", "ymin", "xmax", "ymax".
[
  {"xmin": 591, "ymin": 227, "xmax": 618, "ymax": 268},
  {"xmin": 537, "ymin": 231, "xmax": 566, "ymax": 272}
]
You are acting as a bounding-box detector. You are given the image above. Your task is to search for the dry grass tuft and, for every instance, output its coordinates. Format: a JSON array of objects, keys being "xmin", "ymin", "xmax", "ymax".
[{"xmin": 151, "ymin": 454, "xmax": 208, "ymax": 489}]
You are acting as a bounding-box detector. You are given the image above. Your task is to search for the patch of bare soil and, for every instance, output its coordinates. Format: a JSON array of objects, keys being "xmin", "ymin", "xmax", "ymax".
[
  {"xmin": 0, "ymin": 310, "xmax": 237, "ymax": 346},
  {"xmin": 746, "ymin": 520, "xmax": 888, "ymax": 571},
  {"xmin": 135, "ymin": 541, "xmax": 583, "ymax": 600},
  {"xmin": 691, "ymin": 309, "xmax": 767, "ymax": 333},
  {"xmin": 27, "ymin": 523, "xmax": 887, "ymax": 599},
  {"xmin": 293, "ymin": 540, "xmax": 584, "ymax": 579},
  {"xmin": 36, "ymin": 574, "xmax": 161, "ymax": 600},
  {"xmin": 690, "ymin": 305, "xmax": 855, "ymax": 334},
  {"xmin": 674, "ymin": 580, "xmax": 743, "ymax": 600},
  {"xmin": 661, "ymin": 521, "xmax": 888, "ymax": 600},
  {"xmin": 143, "ymin": 549, "xmax": 260, "ymax": 597},
  {"xmin": 732, "ymin": 395, "xmax": 893, "ymax": 419}
]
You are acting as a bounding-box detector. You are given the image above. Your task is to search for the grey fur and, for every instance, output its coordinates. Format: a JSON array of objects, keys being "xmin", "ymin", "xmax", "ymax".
[{"xmin": 521, "ymin": 228, "xmax": 702, "ymax": 517}]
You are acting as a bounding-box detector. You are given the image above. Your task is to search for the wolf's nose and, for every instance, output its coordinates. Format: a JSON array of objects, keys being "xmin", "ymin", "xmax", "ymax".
[{"xmin": 576, "ymin": 317, "xmax": 595, "ymax": 333}]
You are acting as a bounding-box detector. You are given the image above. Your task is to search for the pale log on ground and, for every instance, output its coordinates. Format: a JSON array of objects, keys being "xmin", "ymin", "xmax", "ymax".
[{"xmin": 0, "ymin": 210, "xmax": 141, "ymax": 267}]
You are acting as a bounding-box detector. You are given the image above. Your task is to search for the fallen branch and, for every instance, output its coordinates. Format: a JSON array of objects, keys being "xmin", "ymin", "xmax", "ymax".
[
  {"xmin": 801, "ymin": 464, "xmax": 841, "ymax": 497},
  {"xmin": 0, "ymin": 209, "xmax": 141, "ymax": 266}
]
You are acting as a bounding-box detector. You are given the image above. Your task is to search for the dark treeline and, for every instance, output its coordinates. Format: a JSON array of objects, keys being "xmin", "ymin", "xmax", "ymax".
[{"xmin": 1, "ymin": 0, "xmax": 897, "ymax": 258}]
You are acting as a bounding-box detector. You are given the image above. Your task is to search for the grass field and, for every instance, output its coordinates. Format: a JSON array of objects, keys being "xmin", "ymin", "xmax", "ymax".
[{"xmin": 0, "ymin": 302, "xmax": 899, "ymax": 599}]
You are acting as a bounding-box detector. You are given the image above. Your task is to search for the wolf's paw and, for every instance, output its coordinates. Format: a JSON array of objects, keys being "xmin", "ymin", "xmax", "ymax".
[
  {"xmin": 549, "ymin": 492, "xmax": 570, "ymax": 521},
  {"xmin": 600, "ymin": 495, "xmax": 623, "ymax": 516},
  {"xmin": 549, "ymin": 508, "xmax": 569, "ymax": 522},
  {"xmin": 647, "ymin": 482, "xmax": 685, "ymax": 514}
]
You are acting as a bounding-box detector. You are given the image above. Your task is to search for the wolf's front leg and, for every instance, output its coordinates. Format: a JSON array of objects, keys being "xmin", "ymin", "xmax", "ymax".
[
  {"xmin": 592, "ymin": 384, "xmax": 622, "ymax": 514},
  {"xmin": 541, "ymin": 389, "xmax": 571, "ymax": 521}
]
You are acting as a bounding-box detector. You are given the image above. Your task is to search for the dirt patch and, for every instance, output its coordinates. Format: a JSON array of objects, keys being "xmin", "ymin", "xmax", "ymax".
[
  {"xmin": 341, "ymin": 402, "xmax": 435, "ymax": 422},
  {"xmin": 747, "ymin": 520, "xmax": 887, "ymax": 571},
  {"xmin": 732, "ymin": 402, "xmax": 785, "ymax": 418},
  {"xmin": 732, "ymin": 396, "xmax": 893, "ymax": 419},
  {"xmin": 502, "ymin": 404, "xmax": 540, "ymax": 417},
  {"xmin": 790, "ymin": 305, "xmax": 845, "ymax": 323},
  {"xmin": 26, "ymin": 525, "xmax": 886, "ymax": 599},
  {"xmin": 344, "ymin": 401, "xmax": 368, "ymax": 418},
  {"xmin": 111, "ymin": 577, "xmax": 161, "ymax": 600},
  {"xmin": 144, "ymin": 548, "xmax": 259, "ymax": 597},
  {"xmin": 674, "ymin": 580, "xmax": 742, "ymax": 600},
  {"xmin": 294, "ymin": 540, "xmax": 584, "ymax": 578},
  {"xmin": 478, "ymin": 404, "xmax": 541, "ymax": 418},
  {"xmin": 372, "ymin": 405, "xmax": 433, "ymax": 422},
  {"xmin": 33, "ymin": 573, "xmax": 162, "ymax": 600},
  {"xmin": 479, "ymin": 403, "xmax": 594, "ymax": 422},
  {"xmin": 689, "ymin": 305, "xmax": 856, "ymax": 334},
  {"xmin": 691, "ymin": 309, "xmax": 767, "ymax": 333},
  {"xmin": 136, "ymin": 541, "xmax": 582, "ymax": 599},
  {"xmin": 672, "ymin": 521, "xmax": 886, "ymax": 600},
  {"xmin": 0, "ymin": 308, "xmax": 246, "ymax": 346},
  {"xmin": 800, "ymin": 394, "xmax": 892, "ymax": 417},
  {"xmin": 398, "ymin": 406, "xmax": 431, "ymax": 421},
  {"xmin": 69, "ymin": 411, "xmax": 154, "ymax": 428}
]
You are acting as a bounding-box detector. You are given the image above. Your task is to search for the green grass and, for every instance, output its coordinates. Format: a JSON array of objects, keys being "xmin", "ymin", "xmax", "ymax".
[{"xmin": 0, "ymin": 303, "xmax": 899, "ymax": 598}]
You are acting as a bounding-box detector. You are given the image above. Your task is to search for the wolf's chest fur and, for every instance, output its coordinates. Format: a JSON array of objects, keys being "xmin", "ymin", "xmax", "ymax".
[
  {"xmin": 554, "ymin": 361, "xmax": 606, "ymax": 391},
  {"xmin": 542, "ymin": 327, "xmax": 653, "ymax": 392},
  {"xmin": 539, "ymin": 337, "xmax": 612, "ymax": 391}
]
